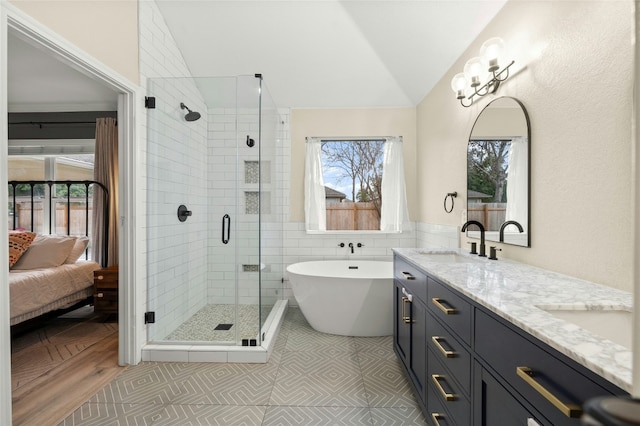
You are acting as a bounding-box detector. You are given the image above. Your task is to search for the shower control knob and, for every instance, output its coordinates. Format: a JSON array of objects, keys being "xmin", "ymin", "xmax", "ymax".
[{"xmin": 177, "ymin": 205, "xmax": 192, "ymax": 222}]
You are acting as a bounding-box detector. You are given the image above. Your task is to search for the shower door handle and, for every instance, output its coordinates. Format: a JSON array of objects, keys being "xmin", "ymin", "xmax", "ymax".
[{"xmin": 222, "ymin": 214, "xmax": 231, "ymax": 244}]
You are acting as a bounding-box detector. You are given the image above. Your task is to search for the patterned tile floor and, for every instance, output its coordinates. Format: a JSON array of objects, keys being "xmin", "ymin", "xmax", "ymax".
[{"xmin": 60, "ymin": 308, "xmax": 427, "ymax": 425}]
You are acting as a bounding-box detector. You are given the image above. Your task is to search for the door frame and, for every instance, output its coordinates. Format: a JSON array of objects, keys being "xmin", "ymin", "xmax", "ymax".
[{"xmin": 0, "ymin": 4, "xmax": 141, "ymax": 424}]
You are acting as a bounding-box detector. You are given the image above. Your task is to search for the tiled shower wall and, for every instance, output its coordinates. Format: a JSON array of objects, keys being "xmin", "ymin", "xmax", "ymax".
[
  {"xmin": 206, "ymin": 102, "xmax": 285, "ymax": 307},
  {"xmin": 206, "ymin": 106, "xmax": 261, "ymax": 306},
  {"xmin": 140, "ymin": 1, "xmax": 209, "ymax": 340}
]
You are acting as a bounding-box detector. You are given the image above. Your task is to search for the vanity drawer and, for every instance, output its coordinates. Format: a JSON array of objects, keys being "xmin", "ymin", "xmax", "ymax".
[
  {"xmin": 427, "ymin": 383, "xmax": 457, "ymax": 426},
  {"xmin": 475, "ymin": 309, "xmax": 623, "ymax": 425},
  {"xmin": 393, "ymin": 256, "xmax": 427, "ymax": 303},
  {"xmin": 427, "ymin": 350, "xmax": 470, "ymax": 426},
  {"xmin": 427, "ymin": 278, "xmax": 471, "ymax": 345},
  {"xmin": 427, "ymin": 312, "xmax": 471, "ymax": 396}
]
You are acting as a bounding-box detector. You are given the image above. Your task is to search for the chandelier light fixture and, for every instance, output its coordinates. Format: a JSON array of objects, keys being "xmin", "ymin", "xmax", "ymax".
[{"xmin": 451, "ymin": 37, "xmax": 515, "ymax": 108}]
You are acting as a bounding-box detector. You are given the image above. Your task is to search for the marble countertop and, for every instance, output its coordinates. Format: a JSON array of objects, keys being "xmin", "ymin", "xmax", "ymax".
[{"xmin": 393, "ymin": 247, "xmax": 633, "ymax": 393}]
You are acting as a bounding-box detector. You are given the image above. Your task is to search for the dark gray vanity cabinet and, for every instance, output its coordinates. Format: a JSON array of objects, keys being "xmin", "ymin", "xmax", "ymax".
[
  {"xmin": 426, "ymin": 276, "xmax": 472, "ymax": 425},
  {"xmin": 475, "ymin": 364, "xmax": 552, "ymax": 426},
  {"xmin": 474, "ymin": 309, "xmax": 627, "ymax": 426},
  {"xmin": 393, "ymin": 257, "xmax": 428, "ymax": 405},
  {"xmin": 393, "ymin": 254, "xmax": 628, "ymax": 426}
]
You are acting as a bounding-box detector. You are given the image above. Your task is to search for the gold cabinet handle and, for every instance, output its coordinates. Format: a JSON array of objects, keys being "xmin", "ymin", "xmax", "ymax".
[
  {"xmin": 431, "ymin": 336, "xmax": 456, "ymax": 358},
  {"xmin": 401, "ymin": 271, "xmax": 416, "ymax": 280},
  {"xmin": 431, "ymin": 413, "xmax": 446, "ymax": 425},
  {"xmin": 401, "ymin": 296, "xmax": 411, "ymax": 324},
  {"xmin": 96, "ymin": 292, "xmax": 104, "ymax": 298},
  {"xmin": 431, "ymin": 374, "xmax": 456, "ymax": 401},
  {"xmin": 432, "ymin": 297, "xmax": 457, "ymax": 315},
  {"xmin": 516, "ymin": 366, "xmax": 582, "ymax": 418},
  {"xmin": 97, "ymin": 275, "xmax": 104, "ymax": 280}
]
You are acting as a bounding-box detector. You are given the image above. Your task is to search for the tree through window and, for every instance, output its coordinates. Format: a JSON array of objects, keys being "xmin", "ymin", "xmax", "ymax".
[{"xmin": 321, "ymin": 139, "xmax": 384, "ymax": 231}]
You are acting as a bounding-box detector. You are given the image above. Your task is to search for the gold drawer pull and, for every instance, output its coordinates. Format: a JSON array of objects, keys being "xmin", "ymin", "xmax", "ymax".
[
  {"xmin": 97, "ymin": 275, "xmax": 104, "ymax": 280},
  {"xmin": 431, "ymin": 374, "xmax": 456, "ymax": 401},
  {"xmin": 432, "ymin": 297, "xmax": 457, "ymax": 315},
  {"xmin": 401, "ymin": 271, "xmax": 416, "ymax": 280},
  {"xmin": 431, "ymin": 413, "xmax": 446, "ymax": 425},
  {"xmin": 516, "ymin": 366, "xmax": 582, "ymax": 418},
  {"xmin": 96, "ymin": 292, "xmax": 104, "ymax": 298},
  {"xmin": 432, "ymin": 336, "xmax": 456, "ymax": 358},
  {"xmin": 401, "ymin": 296, "xmax": 411, "ymax": 324}
]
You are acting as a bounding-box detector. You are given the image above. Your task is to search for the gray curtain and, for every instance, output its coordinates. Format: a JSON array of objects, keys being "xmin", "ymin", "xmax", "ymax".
[{"xmin": 92, "ymin": 117, "xmax": 118, "ymax": 267}]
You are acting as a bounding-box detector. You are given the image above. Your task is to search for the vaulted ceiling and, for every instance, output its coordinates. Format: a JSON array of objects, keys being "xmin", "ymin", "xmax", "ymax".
[
  {"xmin": 7, "ymin": 1, "xmax": 506, "ymax": 112},
  {"xmin": 156, "ymin": 0, "xmax": 507, "ymax": 108}
]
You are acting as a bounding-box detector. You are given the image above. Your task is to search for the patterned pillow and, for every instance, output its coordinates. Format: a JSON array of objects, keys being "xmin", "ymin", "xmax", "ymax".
[{"xmin": 9, "ymin": 231, "xmax": 37, "ymax": 268}]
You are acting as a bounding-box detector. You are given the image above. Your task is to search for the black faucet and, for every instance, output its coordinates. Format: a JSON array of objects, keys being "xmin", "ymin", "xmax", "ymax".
[
  {"xmin": 461, "ymin": 220, "xmax": 486, "ymax": 257},
  {"xmin": 348, "ymin": 242, "xmax": 354, "ymax": 254},
  {"xmin": 499, "ymin": 220, "xmax": 524, "ymax": 242}
]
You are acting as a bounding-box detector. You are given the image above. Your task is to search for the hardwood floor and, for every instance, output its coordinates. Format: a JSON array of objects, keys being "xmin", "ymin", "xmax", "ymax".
[{"xmin": 11, "ymin": 308, "xmax": 123, "ymax": 426}]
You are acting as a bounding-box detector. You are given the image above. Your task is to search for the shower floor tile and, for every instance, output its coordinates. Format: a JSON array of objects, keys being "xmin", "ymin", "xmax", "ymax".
[
  {"xmin": 164, "ymin": 304, "xmax": 272, "ymax": 342},
  {"xmin": 61, "ymin": 308, "xmax": 428, "ymax": 425}
]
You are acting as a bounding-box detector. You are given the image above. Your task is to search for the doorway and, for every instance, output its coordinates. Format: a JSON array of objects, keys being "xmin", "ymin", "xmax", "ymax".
[{"xmin": 1, "ymin": 6, "xmax": 138, "ymax": 425}]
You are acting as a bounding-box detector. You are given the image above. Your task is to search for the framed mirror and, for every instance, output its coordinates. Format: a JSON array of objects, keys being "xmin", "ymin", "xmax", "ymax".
[{"xmin": 466, "ymin": 97, "xmax": 530, "ymax": 247}]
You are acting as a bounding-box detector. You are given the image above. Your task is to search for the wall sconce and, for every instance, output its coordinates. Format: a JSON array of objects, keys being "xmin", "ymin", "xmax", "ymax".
[{"xmin": 451, "ymin": 37, "xmax": 515, "ymax": 108}]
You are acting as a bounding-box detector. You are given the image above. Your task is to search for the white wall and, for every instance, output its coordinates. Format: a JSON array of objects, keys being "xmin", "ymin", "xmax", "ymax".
[
  {"xmin": 416, "ymin": 0, "xmax": 634, "ymax": 291},
  {"xmin": 8, "ymin": 0, "xmax": 139, "ymax": 84}
]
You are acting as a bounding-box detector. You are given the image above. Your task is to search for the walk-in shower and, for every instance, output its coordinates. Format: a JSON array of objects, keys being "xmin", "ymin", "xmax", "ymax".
[{"xmin": 145, "ymin": 75, "xmax": 285, "ymax": 360}]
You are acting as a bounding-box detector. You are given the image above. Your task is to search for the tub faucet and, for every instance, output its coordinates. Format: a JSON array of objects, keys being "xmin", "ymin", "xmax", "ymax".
[
  {"xmin": 461, "ymin": 220, "xmax": 486, "ymax": 257},
  {"xmin": 348, "ymin": 242, "xmax": 354, "ymax": 254},
  {"xmin": 499, "ymin": 220, "xmax": 524, "ymax": 242}
]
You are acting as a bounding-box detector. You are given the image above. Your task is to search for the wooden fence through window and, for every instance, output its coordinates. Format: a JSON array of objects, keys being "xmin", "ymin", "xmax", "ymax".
[
  {"xmin": 467, "ymin": 203, "xmax": 506, "ymax": 232},
  {"xmin": 326, "ymin": 202, "xmax": 380, "ymax": 231},
  {"xmin": 9, "ymin": 200, "xmax": 94, "ymax": 236}
]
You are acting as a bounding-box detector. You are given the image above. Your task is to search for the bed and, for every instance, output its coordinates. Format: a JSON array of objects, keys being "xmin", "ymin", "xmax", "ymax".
[{"xmin": 8, "ymin": 180, "xmax": 109, "ymax": 326}]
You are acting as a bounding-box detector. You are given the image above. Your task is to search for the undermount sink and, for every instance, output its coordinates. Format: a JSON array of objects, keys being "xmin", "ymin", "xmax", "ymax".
[
  {"xmin": 417, "ymin": 250, "xmax": 481, "ymax": 264},
  {"xmin": 537, "ymin": 306, "xmax": 632, "ymax": 350}
]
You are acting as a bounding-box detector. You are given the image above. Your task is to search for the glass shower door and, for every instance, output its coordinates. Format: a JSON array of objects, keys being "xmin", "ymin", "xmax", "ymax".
[
  {"xmin": 146, "ymin": 77, "xmax": 210, "ymax": 343},
  {"xmin": 146, "ymin": 75, "xmax": 268, "ymax": 346}
]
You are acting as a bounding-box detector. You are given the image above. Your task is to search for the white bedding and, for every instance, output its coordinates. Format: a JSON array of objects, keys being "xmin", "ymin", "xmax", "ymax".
[{"xmin": 10, "ymin": 260, "xmax": 100, "ymax": 325}]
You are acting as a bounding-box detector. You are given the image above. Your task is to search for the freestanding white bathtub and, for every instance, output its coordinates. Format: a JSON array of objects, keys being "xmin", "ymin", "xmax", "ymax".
[{"xmin": 286, "ymin": 260, "xmax": 394, "ymax": 336}]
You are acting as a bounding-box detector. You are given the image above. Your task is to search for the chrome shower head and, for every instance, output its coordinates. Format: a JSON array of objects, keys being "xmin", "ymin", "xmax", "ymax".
[{"xmin": 180, "ymin": 102, "xmax": 201, "ymax": 122}]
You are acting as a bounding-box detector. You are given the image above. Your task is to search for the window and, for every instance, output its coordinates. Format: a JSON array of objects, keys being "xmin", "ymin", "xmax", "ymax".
[
  {"xmin": 8, "ymin": 140, "xmax": 95, "ymax": 235},
  {"xmin": 305, "ymin": 136, "xmax": 409, "ymax": 233}
]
